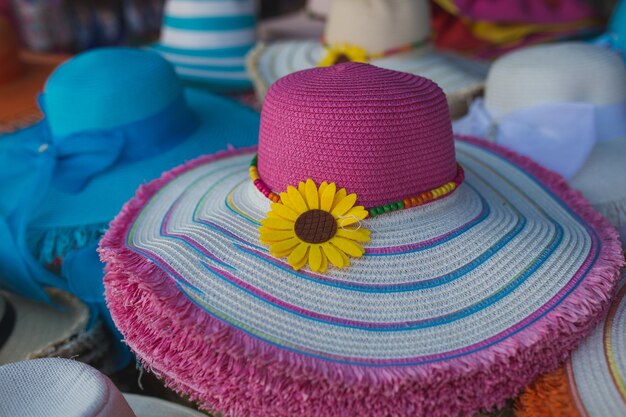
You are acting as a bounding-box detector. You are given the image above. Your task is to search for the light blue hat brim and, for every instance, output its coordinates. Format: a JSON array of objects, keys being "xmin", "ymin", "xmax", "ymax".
[{"xmin": 28, "ymin": 88, "xmax": 259, "ymax": 229}]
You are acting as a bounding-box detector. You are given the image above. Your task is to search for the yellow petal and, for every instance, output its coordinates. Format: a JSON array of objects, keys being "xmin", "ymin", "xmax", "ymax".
[
  {"xmin": 288, "ymin": 243, "xmax": 309, "ymax": 270},
  {"xmin": 330, "ymin": 236, "xmax": 365, "ymax": 257},
  {"xmin": 261, "ymin": 217, "xmax": 294, "ymax": 231},
  {"xmin": 337, "ymin": 206, "xmax": 368, "ymax": 227},
  {"xmin": 320, "ymin": 182, "xmax": 336, "ymax": 212},
  {"xmin": 305, "ymin": 179, "xmax": 319, "ymax": 210},
  {"xmin": 308, "ymin": 245, "xmax": 323, "ymax": 272},
  {"xmin": 319, "ymin": 250, "xmax": 328, "ymax": 273},
  {"xmin": 322, "ymin": 242, "xmax": 346, "ymax": 268},
  {"xmin": 335, "ymin": 227, "xmax": 371, "ymax": 242},
  {"xmin": 279, "ymin": 191, "xmax": 293, "ymax": 211},
  {"xmin": 270, "ymin": 237, "xmax": 301, "ymax": 257},
  {"xmin": 331, "ymin": 188, "xmax": 347, "ymax": 211},
  {"xmin": 259, "ymin": 228, "xmax": 296, "ymax": 243},
  {"xmin": 338, "ymin": 247, "xmax": 351, "ymax": 267},
  {"xmin": 270, "ymin": 203, "xmax": 298, "ymax": 221},
  {"xmin": 318, "ymin": 181, "xmax": 329, "ymax": 198},
  {"xmin": 291, "ymin": 251, "xmax": 309, "ymax": 270},
  {"xmin": 287, "ymin": 185, "xmax": 308, "ymax": 214},
  {"xmin": 331, "ymin": 193, "xmax": 357, "ymax": 217},
  {"xmin": 298, "ymin": 181, "xmax": 306, "ymax": 196}
]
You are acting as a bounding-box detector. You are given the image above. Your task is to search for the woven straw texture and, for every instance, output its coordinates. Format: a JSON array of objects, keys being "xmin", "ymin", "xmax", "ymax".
[
  {"xmin": 258, "ymin": 64, "xmax": 456, "ymax": 208},
  {"xmin": 484, "ymin": 43, "xmax": 626, "ymax": 116},
  {"xmin": 101, "ymin": 64, "xmax": 623, "ymax": 417},
  {"xmin": 246, "ymin": 0, "xmax": 484, "ymax": 115},
  {"xmin": 0, "ymin": 289, "xmax": 108, "ymax": 366},
  {"xmin": 516, "ymin": 269, "xmax": 626, "ymax": 417},
  {"xmin": 247, "ymin": 41, "xmax": 484, "ymax": 117},
  {"xmin": 0, "ymin": 358, "xmax": 135, "ymax": 417}
]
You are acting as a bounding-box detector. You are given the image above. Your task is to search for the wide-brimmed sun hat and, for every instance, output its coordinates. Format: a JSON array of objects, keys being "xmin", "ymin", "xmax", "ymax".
[
  {"xmin": 0, "ymin": 358, "xmax": 207, "ymax": 417},
  {"xmin": 0, "ymin": 16, "xmax": 68, "ymax": 134},
  {"xmin": 0, "ymin": 289, "xmax": 109, "ymax": 367},
  {"xmin": 454, "ymin": 42, "xmax": 626, "ymax": 243},
  {"xmin": 258, "ymin": 0, "xmax": 329, "ymax": 41},
  {"xmin": 101, "ymin": 63, "xmax": 623, "ymax": 417},
  {"xmin": 515, "ymin": 269, "xmax": 626, "ymax": 417},
  {"xmin": 149, "ymin": 0, "xmax": 257, "ymax": 92},
  {"xmin": 0, "ymin": 47, "xmax": 259, "ymax": 368},
  {"xmin": 247, "ymin": 0, "xmax": 486, "ymax": 117}
]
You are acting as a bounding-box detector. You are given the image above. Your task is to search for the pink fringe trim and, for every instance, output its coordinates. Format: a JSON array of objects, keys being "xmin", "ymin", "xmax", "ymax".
[{"xmin": 100, "ymin": 138, "xmax": 624, "ymax": 417}]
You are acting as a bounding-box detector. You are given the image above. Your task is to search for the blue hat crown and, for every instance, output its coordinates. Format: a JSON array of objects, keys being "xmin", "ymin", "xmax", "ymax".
[{"xmin": 43, "ymin": 48, "xmax": 184, "ymax": 139}]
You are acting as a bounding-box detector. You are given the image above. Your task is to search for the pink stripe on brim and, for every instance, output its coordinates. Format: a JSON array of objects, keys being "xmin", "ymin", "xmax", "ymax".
[{"xmin": 100, "ymin": 138, "xmax": 624, "ymax": 417}]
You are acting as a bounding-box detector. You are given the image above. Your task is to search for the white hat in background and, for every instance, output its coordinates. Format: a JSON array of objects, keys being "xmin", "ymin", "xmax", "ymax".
[
  {"xmin": 247, "ymin": 0, "xmax": 486, "ymax": 117},
  {"xmin": 0, "ymin": 358, "xmax": 207, "ymax": 417},
  {"xmin": 0, "ymin": 289, "xmax": 108, "ymax": 367},
  {"xmin": 454, "ymin": 42, "xmax": 626, "ymax": 243}
]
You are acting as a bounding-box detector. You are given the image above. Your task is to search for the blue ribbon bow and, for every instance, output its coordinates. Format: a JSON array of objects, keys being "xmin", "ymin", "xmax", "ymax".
[{"xmin": 0, "ymin": 93, "xmax": 198, "ymax": 302}]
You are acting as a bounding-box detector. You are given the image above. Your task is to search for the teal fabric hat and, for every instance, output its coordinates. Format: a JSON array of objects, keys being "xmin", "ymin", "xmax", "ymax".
[
  {"xmin": 0, "ymin": 47, "xmax": 259, "ymax": 365},
  {"xmin": 149, "ymin": 0, "xmax": 257, "ymax": 92},
  {"xmin": 594, "ymin": 0, "xmax": 626, "ymax": 62}
]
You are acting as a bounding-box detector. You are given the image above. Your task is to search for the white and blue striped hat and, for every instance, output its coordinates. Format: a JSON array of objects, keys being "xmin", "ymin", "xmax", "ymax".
[{"xmin": 150, "ymin": 0, "xmax": 257, "ymax": 92}]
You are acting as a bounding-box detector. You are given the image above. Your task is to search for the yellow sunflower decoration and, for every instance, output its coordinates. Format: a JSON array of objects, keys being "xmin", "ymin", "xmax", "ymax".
[
  {"xmin": 318, "ymin": 43, "xmax": 369, "ymax": 67},
  {"xmin": 259, "ymin": 179, "xmax": 370, "ymax": 272}
]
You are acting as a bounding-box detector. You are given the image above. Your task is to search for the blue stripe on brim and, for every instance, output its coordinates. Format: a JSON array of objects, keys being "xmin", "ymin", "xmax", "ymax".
[
  {"xmin": 150, "ymin": 42, "xmax": 254, "ymax": 58},
  {"xmin": 164, "ymin": 15, "xmax": 256, "ymax": 31}
]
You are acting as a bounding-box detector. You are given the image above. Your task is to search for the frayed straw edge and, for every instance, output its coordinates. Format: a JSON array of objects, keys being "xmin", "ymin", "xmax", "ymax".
[{"xmin": 100, "ymin": 138, "xmax": 624, "ymax": 417}]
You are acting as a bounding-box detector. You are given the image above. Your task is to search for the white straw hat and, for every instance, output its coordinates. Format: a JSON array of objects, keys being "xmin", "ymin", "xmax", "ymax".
[
  {"xmin": 0, "ymin": 289, "xmax": 108, "ymax": 366},
  {"xmin": 247, "ymin": 0, "xmax": 486, "ymax": 117},
  {"xmin": 258, "ymin": 0, "xmax": 330, "ymax": 40},
  {"xmin": 0, "ymin": 358, "xmax": 207, "ymax": 417},
  {"xmin": 454, "ymin": 42, "xmax": 626, "ymax": 243}
]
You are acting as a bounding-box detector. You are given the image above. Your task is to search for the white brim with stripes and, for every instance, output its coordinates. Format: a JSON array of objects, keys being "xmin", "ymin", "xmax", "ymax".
[
  {"xmin": 102, "ymin": 135, "xmax": 623, "ymax": 417},
  {"xmin": 247, "ymin": 40, "xmax": 486, "ymax": 112}
]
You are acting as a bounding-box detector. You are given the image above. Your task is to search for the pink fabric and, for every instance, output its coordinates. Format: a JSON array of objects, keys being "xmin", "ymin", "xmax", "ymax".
[
  {"xmin": 100, "ymin": 138, "xmax": 623, "ymax": 417},
  {"xmin": 257, "ymin": 63, "xmax": 457, "ymax": 208},
  {"xmin": 448, "ymin": 0, "xmax": 594, "ymax": 24}
]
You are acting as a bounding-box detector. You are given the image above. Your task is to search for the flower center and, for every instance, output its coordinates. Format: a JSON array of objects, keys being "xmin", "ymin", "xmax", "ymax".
[
  {"xmin": 334, "ymin": 53, "xmax": 351, "ymax": 64},
  {"xmin": 294, "ymin": 209, "xmax": 337, "ymax": 244}
]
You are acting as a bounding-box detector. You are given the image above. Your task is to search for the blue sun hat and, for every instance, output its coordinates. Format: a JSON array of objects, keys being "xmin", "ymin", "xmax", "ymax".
[
  {"xmin": 594, "ymin": 0, "xmax": 626, "ymax": 62},
  {"xmin": 0, "ymin": 47, "xmax": 260, "ymax": 367},
  {"xmin": 149, "ymin": 0, "xmax": 257, "ymax": 92}
]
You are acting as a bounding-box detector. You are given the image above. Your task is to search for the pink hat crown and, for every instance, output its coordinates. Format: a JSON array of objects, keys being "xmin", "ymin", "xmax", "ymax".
[{"xmin": 257, "ymin": 63, "xmax": 457, "ymax": 208}]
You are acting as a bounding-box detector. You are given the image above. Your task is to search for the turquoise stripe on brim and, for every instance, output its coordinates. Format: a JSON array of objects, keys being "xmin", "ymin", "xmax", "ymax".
[
  {"xmin": 169, "ymin": 60, "xmax": 247, "ymax": 72},
  {"xmin": 165, "ymin": 15, "xmax": 256, "ymax": 31},
  {"xmin": 179, "ymin": 74, "xmax": 252, "ymax": 93},
  {"xmin": 151, "ymin": 42, "xmax": 254, "ymax": 58}
]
